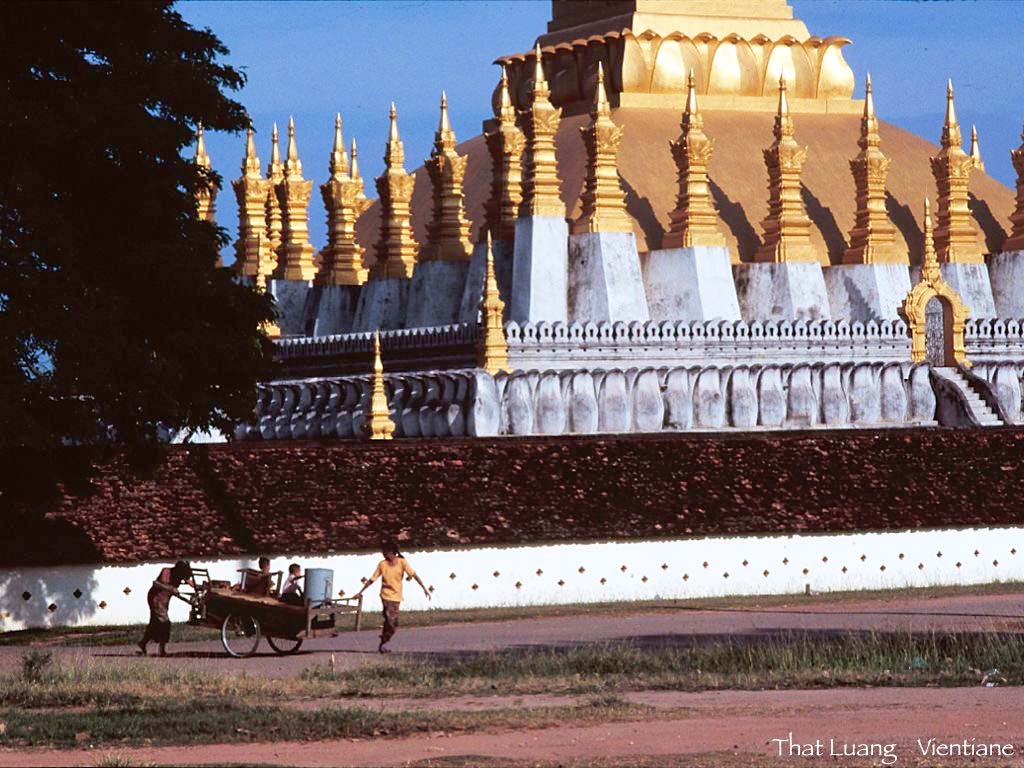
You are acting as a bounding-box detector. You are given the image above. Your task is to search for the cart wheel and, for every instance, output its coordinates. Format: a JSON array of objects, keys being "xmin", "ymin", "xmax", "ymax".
[
  {"xmin": 266, "ymin": 636, "xmax": 303, "ymax": 655},
  {"xmin": 221, "ymin": 613, "xmax": 261, "ymax": 658}
]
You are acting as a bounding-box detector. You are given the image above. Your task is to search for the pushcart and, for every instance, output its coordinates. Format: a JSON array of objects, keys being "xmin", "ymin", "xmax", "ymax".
[{"xmin": 186, "ymin": 567, "xmax": 362, "ymax": 658}]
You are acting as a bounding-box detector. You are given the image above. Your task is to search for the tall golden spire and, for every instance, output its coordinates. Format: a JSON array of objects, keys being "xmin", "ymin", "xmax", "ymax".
[
  {"xmin": 518, "ymin": 44, "xmax": 565, "ymax": 218},
  {"xmin": 366, "ymin": 331, "xmax": 395, "ymax": 440},
  {"xmin": 319, "ymin": 117, "xmax": 371, "ymax": 285},
  {"xmin": 265, "ymin": 123, "xmax": 285, "ymax": 262},
  {"xmin": 663, "ymin": 69, "xmax": 727, "ymax": 251},
  {"xmin": 232, "ymin": 125, "xmax": 273, "ymax": 278},
  {"xmin": 424, "ymin": 92, "xmax": 473, "ymax": 261},
  {"xmin": 930, "ymin": 79, "xmax": 983, "ymax": 264},
  {"xmin": 969, "ymin": 124, "xmax": 985, "ymax": 172},
  {"xmin": 477, "ymin": 233, "xmax": 510, "ymax": 374},
  {"xmin": 843, "ymin": 74, "xmax": 901, "ymax": 264},
  {"xmin": 1004, "ymin": 122, "xmax": 1024, "ymax": 251},
  {"xmin": 274, "ymin": 117, "xmax": 317, "ymax": 280},
  {"xmin": 484, "ymin": 66, "xmax": 525, "ymax": 241},
  {"xmin": 573, "ymin": 62, "xmax": 632, "ymax": 234},
  {"xmin": 756, "ymin": 75, "xmax": 817, "ymax": 263},
  {"xmin": 194, "ymin": 123, "xmax": 217, "ymax": 225},
  {"xmin": 373, "ymin": 103, "xmax": 418, "ymax": 279}
]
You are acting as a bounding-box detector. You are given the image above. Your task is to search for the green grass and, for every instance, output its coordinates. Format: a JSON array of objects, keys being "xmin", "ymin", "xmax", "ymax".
[
  {"xmin": 3, "ymin": 580, "xmax": 1021, "ymax": 648},
  {"xmin": 303, "ymin": 631, "xmax": 1024, "ymax": 696},
  {"xmin": 0, "ymin": 696, "xmax": 645, "ymax": 748}
]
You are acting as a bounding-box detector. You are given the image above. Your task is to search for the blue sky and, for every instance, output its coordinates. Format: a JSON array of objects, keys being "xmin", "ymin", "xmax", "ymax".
[{"xmin": 179, "ymin": 1, "xmax": 1024, "ymax": 260}]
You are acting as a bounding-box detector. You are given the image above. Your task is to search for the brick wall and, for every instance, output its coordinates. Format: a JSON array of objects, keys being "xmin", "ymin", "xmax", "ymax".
[{"xmin": 4, "ymin": 429, "xmax": 1024, "ymax": 566}]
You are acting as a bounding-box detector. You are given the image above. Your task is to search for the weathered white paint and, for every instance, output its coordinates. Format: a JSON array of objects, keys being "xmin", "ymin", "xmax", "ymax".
[
  {"xmin": 823, "ymin": 263, "xmax": 911, "ymax": 323},
  {"xmin": 2, "ymin": 527, "xmax": 1022, "ymax": 631}
]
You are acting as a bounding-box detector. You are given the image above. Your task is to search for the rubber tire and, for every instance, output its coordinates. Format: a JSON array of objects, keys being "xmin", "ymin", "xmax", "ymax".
[
  {"xmin": 221, "ymin": 613, "xmax": 261, "ymax": 658},
  {"xmin": 266, "ymin": 636, "xmax": 304, "ymax": 655}
]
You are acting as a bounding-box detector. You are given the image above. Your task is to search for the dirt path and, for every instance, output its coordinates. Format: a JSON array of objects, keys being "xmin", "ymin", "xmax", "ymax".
[
  {"xmin": 3, "ymin": 687, "xmax": 1021, "ymax": 767},
  {"xmin": 2, "ymin": 590, "xmax": 1022, "ymax": 678}
]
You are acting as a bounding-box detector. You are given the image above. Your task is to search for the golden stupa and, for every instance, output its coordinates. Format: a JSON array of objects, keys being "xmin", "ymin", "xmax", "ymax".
[{"xmin": 357, "ymin": 0, "xmax": 1014, "ymax": 267}]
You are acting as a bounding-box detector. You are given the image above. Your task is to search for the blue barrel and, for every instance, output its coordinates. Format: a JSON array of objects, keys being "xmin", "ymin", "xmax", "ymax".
[{"xmin": 304, "ymin": 568, "xmax": 333, "ymax": 606}]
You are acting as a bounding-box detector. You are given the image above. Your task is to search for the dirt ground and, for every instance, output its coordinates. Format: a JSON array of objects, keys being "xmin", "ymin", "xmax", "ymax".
[
  {"xmin": 2, "ymin": 687, "xmax": 1022, "ymax": 767},
  {"xmin": 2, "ymin": 590, "xmax": 1023, "ymax": 767}
]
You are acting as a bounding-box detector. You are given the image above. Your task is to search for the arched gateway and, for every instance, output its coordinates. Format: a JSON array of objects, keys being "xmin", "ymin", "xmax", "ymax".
[{"xmin": 900, "ymin": 199, "xmax": 971, "ymax": 368}]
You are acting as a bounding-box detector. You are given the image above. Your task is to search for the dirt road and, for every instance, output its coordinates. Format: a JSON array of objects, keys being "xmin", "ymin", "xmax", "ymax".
[{"xmin": 1, "ymin": 590, "xmax": 1021, "ymax": 679}]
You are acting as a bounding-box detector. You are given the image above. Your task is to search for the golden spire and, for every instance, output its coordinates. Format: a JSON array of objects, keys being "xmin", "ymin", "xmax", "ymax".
[
  {"xmin": 319, "ymin": 121, "xmax": 371, "ymax": 285},
  {"xmin": 663, "ymin": 68, "xmax": 727, "ymax": 251},
  {"xmin": 273, "ymin": 117, "xmax": 317, "ymax": 280},
  {"xmin": 232, "ymin": 125, "xmax": 273, "ymax": 278},
  {"xmin": 265, "ymin": 122, "xmax": 285, "ymax": 262},
  {"xmin": 844, "ymin": 74, "xmax": 901, "ymax": 264},
  {"xmin": 930, "ymin": 79, "xmax": 983, "ymax": 264},
  {"xmin": 970, "ymin": 124, "xmax": 985, "ymax": 172},
  {"xmin": 328, "ymin": 113, "xmax": 350, "ymax": 181},
  {"xmin": 424, "ymin": 91, "xmax": 472, "ymax": 261},
  {"xmin": 1004, "ymin": 122, "xmax": 1024, "ymax": 251},
  {"xmin": 756, "ymin": 75, "xmax": 817, "ymax": 263},
  {"xmin": 366, "ymin": 331, "xmax": 395, "ymax": 440},
  {"xmin": 921, "ymin": 197, "xmax": 939, "ymax": 281},
  {"xmin": 373, "ymin": 103, "xmax": 418, "ymax": 279},
  {"xmin": 477, "ymin": 232, "xmax": 510, "ymax": 374},
  {"xmin": 350, "ymin": 137, "xmax": 362, "ymax": 183},
  {"xmin": 194, "ymin": 123, "xmax": 216, "ymax": 225},
  {"xmin": 518, "ymin": 44, "xmax": 565, "ymax": 218},
  {"xmin": 484, "ymin": 66, "xmax": 525, "ymax": 241},
  {"xmin": 573, "ymin": 62, "xmax": 631, "ymax": 234}
]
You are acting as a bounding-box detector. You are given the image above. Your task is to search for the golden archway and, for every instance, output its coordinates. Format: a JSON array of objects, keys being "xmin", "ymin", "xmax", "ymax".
[{"xmin": 899, "ymin": 199, "xmax": 971, "ymax": 367}]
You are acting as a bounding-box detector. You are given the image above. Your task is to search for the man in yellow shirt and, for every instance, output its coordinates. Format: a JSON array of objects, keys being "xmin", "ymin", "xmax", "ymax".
[{"xmin": 354, "ymin": 543, "xmax": 430, "ymax": 653}]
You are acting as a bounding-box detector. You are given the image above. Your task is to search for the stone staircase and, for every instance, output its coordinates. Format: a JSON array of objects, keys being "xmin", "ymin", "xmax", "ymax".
[{"xmin": 933, "ymin": 368, "xmax": 1004, "ymax": 427}]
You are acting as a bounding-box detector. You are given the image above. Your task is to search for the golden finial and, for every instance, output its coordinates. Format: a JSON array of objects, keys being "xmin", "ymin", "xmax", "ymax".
[
  {"xmin": 533, "ymin": 42, "xmax": 548, "ymax": 93},
  {"xmin": 366, "ymin": 331, "xmax": 395, "ymax": 440},
  {"xmin": 269, "ymin": 123, "xmax": 283, "ymax": 179},
  {"xmin": 329, "ymin": 113, "xmax": 349, "ymax": 181},
  {"xmin": 194, "ymin": 123, "xmax": 216, "ymax": 225},
  {"xmin": 518, "ymin": 44, "xmax": 564, "ymax": 218},
  {"xmin": 284, "ymin": 116, "xmax": 303, "ymax": 178},
  {"xmin": 844, "ymin": 74, "xmax": 900, "ymax": 264},
  {"xmin": 350, "ymin": 137, "xmax": 361, "ymax": 181},
  {"xmin": 1005, "ymin": 122, "xmax": 1024, "ymax": 251},
  {"xmin": 477, "ymin": 232, "xmax": 510, "ymax": 374},
  {"xmin": 425, "ymin": 90, "xmax": 472, "ymax": 260},
  {"xmin": 241, "ymin": 124, "xmax": 261, "ymax": 177},
  {"xmin": 970, "ymin": 124, "xmax": 985, "ymax": 171},
  {"xmin": 195, "ymin": 123, "xmax": 210, "ymax": 169},
  {"xmin": 756, "ymin": 74, "xmax": 816, "ymax": 263},
  {"xmin": 485, "ymin": 66, "xmax": 526, "ymax": 241},
  {"xmin": 374, "ymin": 103, "xmax": 418, "ymax": 278},
  {"xmin": 664, "ymin": 68, "xmax": 726, "ymax": 251},
  {"xmin": 941, "ymin": 78, "xmax": 962, "ymax": 149},
  {"xmin": 930, "ymin": 79, "xmax": 982, "ymax": 263},
  {"xmin": 497, "ymin": 65, "xmax": 515, "ymax": 121},
  {"xmin": 383, "ymin": 101, "xmax": 405, "ymax": 170},
  {"xmin": 573, "ymin": 61, "xmax": 631, "ymax": 234}
]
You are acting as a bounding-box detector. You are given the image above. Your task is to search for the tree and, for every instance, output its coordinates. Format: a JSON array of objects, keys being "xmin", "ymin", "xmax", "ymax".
[{"xmin": 0, "ymin": 1, "xmax": 275, "ymax": 449}]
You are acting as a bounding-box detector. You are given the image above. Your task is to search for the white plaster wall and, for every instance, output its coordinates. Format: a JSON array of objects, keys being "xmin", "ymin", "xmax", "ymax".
[{"xmin": 2, "ymin": 527, "xmax": 1022, "ymax": 632}]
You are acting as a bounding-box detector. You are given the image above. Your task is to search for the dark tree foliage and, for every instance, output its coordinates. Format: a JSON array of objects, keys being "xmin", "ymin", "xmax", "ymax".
[{"xmin": 0, "ymin": 1, "xmax": 275, "ymax": 450}]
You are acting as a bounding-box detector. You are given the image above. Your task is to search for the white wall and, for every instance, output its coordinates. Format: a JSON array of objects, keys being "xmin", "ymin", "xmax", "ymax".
[{"xmin": 2, "ymin": 526, "xmax": 1022, "ymax": 632}]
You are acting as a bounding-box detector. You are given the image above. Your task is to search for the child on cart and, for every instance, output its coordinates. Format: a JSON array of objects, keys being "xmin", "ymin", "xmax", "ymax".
[{"xmin": 280, "ymin": 562, "xmax": 304, "ymax": 605}]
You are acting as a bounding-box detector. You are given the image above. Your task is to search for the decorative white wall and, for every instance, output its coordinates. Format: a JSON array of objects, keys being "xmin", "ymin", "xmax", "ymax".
[{"xmin": 2, "ymin": 527, "xmax": 1021, "ymax": 632}]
